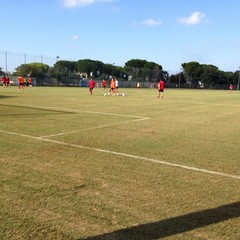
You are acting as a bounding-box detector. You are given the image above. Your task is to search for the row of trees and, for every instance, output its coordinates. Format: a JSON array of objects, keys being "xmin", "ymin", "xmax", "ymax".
[
  {"xmin": 2, "ymin": 59, "xmax": 239, "ymax": 88},
  {"xmin": 170, "ymin": 62, "xmax": 239, "ymax": 88},
  {"xmin": 13, "ymin": 59, "xmax": 165, "ymax": 82}
]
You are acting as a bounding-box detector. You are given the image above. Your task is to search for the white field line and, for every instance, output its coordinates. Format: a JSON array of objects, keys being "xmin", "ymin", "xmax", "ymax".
[
  {"xmin": 2, "ymin": 103, "xmax": 149, "ymax": 138},
  {"xmin": 81, "ymin": 110, "xmax": 147, "ymax": 119},
  {"xmin": 1, "ymin": 129, "xmax": 240, "ymax": 181},
  {"xmin": 40, "ymin": 117, "xmax": 149, "ymax": 138}
]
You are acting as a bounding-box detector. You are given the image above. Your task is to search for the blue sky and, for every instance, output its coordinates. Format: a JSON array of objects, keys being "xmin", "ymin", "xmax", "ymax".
[{"xmin": 1, "ymin": 0, "xmax": 240, "ymax": 73}]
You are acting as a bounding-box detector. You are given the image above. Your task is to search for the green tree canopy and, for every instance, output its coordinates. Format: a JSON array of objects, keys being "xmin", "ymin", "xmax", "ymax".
[
  {"xmin": 182, "ymin": 61, "xmax": 202, "ymax": 83},
  {"xmin": 200, "ymin": 64, "xmax": 219, "ymax": 86},
  {"xmin": 15, "ymin": 62, "xmax": 50, "ymax": 77},
  {"xmin": 181, "ymin": 61, "xmax": 231, "ymax": 86},
  {"xmin": 125, "ymin": 59, "xmax": 162, "ymax": 81},
  {"xmin": 54, "ymin": 60, "xmax": 78, "ymax": 78},
  {"xmin": 76, "ymin": 59, "xmax": 104, "ymax": 77},
  {"xmin": 125, "ymin": 59, "xmax": 148, "ymax": 69}
]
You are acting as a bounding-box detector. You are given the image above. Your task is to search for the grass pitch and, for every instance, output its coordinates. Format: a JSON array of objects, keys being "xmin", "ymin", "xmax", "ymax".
[{"xmin": 0, "ymin": 86, "xmax": 240, "ymax": 240}]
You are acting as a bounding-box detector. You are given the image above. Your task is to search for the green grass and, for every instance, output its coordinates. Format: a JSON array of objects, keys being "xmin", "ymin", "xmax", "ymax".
[{"xmin": 1, "ymin": 86, "xmax": 240, "ymax": 240}]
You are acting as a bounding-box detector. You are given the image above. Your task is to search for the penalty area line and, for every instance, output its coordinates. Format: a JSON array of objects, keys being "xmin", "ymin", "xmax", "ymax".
[
  {"xmin": 1, "ymin": 129, "xmax": 240, "ymax": 181},
  {"xmin": 39, "ymin": 117, "xmax": 149, "ymax": 138}
]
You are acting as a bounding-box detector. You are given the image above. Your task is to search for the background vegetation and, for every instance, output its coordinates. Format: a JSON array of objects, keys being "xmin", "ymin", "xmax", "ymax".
[{"xmin": 1, "ymin": 58, "xmax": 239, "ymax": 89}]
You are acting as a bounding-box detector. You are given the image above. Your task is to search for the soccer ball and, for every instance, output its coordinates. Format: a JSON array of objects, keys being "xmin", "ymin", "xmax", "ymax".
[
  {"xmin": 104, "ymin": 93, "xmax": 107, "ymax": 96},
  {"xmin": 122, "ymin": 93, "xmax": 125, "ymax": 97}
]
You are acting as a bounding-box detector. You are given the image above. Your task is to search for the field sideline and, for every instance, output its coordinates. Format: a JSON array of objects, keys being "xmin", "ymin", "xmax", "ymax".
[{"xmin": 1, "ymin": 86, "xmax": 240, "ymax": 240}]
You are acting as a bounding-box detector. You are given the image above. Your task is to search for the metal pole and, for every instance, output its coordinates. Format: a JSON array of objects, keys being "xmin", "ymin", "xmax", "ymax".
[
  {"xmin": 179, "ymin": 68, "xmax": 183, "ymax": 88},
  {"xmin": 178, "ymin": 70, "xmax": 181, "ymax": 88},
  {"xmin": 112, "ymin": 63, "xmax": 115, "ymax": 78},
  {"xmin": 237, "ymin": 68, "xmax": 240, "ymax": 91},
  {"xmin": 5, "ymin": 51, "xmax": 7, "ymax": 73}
]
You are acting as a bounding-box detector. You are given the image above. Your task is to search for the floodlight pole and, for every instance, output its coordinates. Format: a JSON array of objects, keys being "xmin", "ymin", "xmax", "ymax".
[
  {"xmin": 5, "ymin": 51, "xmax": 7, "ymax": 73},
  {"xmin": 237, "ymin": 67, "xmax": 240, "ymax": 91},
  {"xmin": 178, "ymin": 71, "xmax": 180, "ymax": 88},
  {"xmin": 179, "ymin": 68, "xmax": 182, "ymax": 88},
  {"xmin": 112, "ymin": 63, "xmax": 115, "ymax": 78}
]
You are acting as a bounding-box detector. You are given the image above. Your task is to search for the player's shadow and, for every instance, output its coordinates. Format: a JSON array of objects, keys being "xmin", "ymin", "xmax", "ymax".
[{"xmin": 79, "ymin": 201, "xmax": 240, "ymax": 240}]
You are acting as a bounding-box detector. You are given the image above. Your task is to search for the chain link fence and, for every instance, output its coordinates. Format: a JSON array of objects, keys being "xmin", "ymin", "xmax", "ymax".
[
  {"xmin": 0, "ymin": 50, "xmax": 235, "ymax": 89},
  {"xmin": 0, "ymin": 50, "xmax": 56, "ymax": 73}
]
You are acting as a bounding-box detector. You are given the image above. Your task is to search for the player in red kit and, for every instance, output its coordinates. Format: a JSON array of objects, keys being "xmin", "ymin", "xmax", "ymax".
[
  {"xmin": 102, "ymin": 79, "xmax": 107, "ymax": 92},
  {"xmin": 88, "ymin": 78, "xmax": 96, "ymax": 95},
  {"xmin": 1, "ymin": 75, "xmax": 7, "ymax": 87},
  {"xmin": 157, "ymin": 79, "xmax": 165, "ymax": 98}
]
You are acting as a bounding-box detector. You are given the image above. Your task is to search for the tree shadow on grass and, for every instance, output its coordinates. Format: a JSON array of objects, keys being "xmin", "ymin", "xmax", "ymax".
[
  {"xmin": 0, "ymin": 103, "xmax": 75, "ymax": 115},
  {"xmin": 79, "ymin": 201, "xmax": 240, "ymax": 240},
  {"xmin": 0, "ymin": 95, "xmax": 16, "ymax": 99}
]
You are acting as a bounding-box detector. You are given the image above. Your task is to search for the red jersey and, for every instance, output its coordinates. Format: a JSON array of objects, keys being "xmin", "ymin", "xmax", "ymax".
[
  {"xmin": 102, "ymin": 80, "xmax": 106, "ymax": 87},
  {"xmin": 158, "ymin": 80, "xmax": 165, "ymax": 90},
  {"xmin": 1, "ymin": 76, "xmax": 7, "ymax": 83},
  {"xmin": 89, "ymin": 79, "xmax": 96, "ymax": 88}
]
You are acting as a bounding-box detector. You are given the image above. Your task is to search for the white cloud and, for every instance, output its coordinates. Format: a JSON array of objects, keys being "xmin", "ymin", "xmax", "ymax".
[
  {"xmin": 62, "ymin": 0, "xmax": 111, "ymax": 8},
  {"xmin": 142, "ymin": 18, "xmax": 162, "ymax": 27},
  {"xmin": 72, "ymin": 35, "xmax": 79, "ymax": 40},
  {"xmin": 178, "ymin": 11, "xmax": 206, "ymax": 26}
]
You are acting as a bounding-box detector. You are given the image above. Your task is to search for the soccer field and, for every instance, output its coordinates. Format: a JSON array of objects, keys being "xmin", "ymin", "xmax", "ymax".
[{"xmin": 1, "ymin": 86, "xmax": 240, "ymax": 240}]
